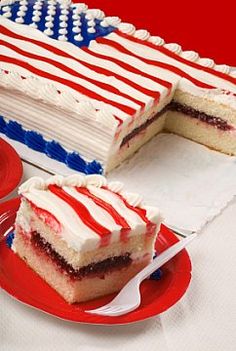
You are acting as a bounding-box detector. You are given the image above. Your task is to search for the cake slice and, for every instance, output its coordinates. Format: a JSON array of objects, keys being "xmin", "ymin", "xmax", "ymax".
[{"xmin": 13, "ymin": 175, "xmax": 162, "ymax": 303}]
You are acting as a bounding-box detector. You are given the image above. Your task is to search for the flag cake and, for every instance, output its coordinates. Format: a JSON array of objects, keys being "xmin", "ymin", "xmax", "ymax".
[
  {"xmin": 13, "ymin": 175, "xmax": 161, "ymax": 303},
  {"xmin": 0, "ymin": 0, "xmax": 236, "ymax": 174}
]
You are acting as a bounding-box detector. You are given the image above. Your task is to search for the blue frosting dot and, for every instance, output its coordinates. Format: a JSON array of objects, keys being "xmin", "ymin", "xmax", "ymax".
[
  {"xmin": 149, "ymin": 269, "xmax": 163, "ymax": 281},
  {"xmin": 66, "ymin": 152, "xmax": 87, "ymax": 172},
  {"xmin": 6, "ymin": 231, "xmax": 15, "ymax": 249},
  {"xmin": 0, "ymin": 116, "xmax": 6, "ymax": 133},
  {"xmin": 5, "ymin": 121, "xmax": 26, "ymax": 143},
  {"xmin": 25, "ymin": 131, "xmax": 46, "ymax": 152},
  {"xmin": 85, "ymin": 160, "xmax": 103, "ymax": 175},
  {"xmin": 149, "ymin": 253, "xmax": 163, "ymax": 280},
  {"xmin": 45, "ymin": 140, "xmax": 67, "ymax": 162}
]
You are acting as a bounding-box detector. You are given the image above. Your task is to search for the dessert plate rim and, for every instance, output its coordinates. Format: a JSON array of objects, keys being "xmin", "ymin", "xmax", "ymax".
[
  {"xmin": 0, "ymin": 138, "xmax": 23, "ymax": 199},
  {"xmin": 0, "ymin": 197, "xmax": 192, "ymax": 325}
]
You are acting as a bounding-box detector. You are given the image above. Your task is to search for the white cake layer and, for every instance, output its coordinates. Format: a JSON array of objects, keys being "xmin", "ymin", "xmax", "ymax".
[
  {"xmin": 165, "ymin": 112, "xmax": 236, "ymax": 155},
  {"xmin": 175, "ymin": 83, "xmax": 236, "ymax": 125}
]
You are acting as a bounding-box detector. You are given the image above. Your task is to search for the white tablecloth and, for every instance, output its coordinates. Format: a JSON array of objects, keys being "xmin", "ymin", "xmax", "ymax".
[{"xmin": 1, "ymin": 162, "xmax": 236, "ymax": 351}]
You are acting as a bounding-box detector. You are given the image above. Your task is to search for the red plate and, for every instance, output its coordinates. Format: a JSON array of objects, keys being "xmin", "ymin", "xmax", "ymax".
[
  {"xmin": 0, "ymin": 198, "xmax": 192, "ymax": 325},
  {"xmin": 0, "ymin": 138, "xmax": 23, "ymax": 199}
]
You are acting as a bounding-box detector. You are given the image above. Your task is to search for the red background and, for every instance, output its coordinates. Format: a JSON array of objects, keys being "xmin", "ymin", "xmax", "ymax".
[{"xmin": 84, "ymin": 0, "xmax": 235, "ymax": 67}]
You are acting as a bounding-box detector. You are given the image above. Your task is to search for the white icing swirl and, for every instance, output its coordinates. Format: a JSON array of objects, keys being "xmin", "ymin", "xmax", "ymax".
[
  {"xmin": 107, "ymin": 181, "xmax": 124, "ymax": 193},
  {"xmin": 19, "ymin": 175, "xmax": 112, "ymax": 193},
  {"xmin": 142, "ymin": 206, "xmax": 161, "ymax": 222},
  {"xmin": 0, "ymin": 0, "xmax": 16, "ymax": 7},
  {"xmin": 86, "ymin": 9, "xmax": 105, "ymax": 20},
  {"xmin": 121, "ymin": 192, "xmax": 143, "ymax": 207},
  {"xmin": 64, "ymin": 174, "xmax": 86, "ymax": 187},
  {"xmin": 74, "ymin": 33, "xmax": 83, "ymax": 41},
  {"xmin": 197, "ymin": 58, "xmax": 215, "ymax": 68},
  {"xmin": 71, "ymin": 2, "xmax": 88, "ymax": 13},
  {"xmin": 118, "ymin": 22, "xmax": 136, "ymax": 35},
  {"xmin": 148, "ymin": 36, "xmax": 165, "ymax": 46},
  {"xmin": 86, "ymin": 175, "xmax": 107, "ymax": 187},
  {"xmin": 45, "ymin": 175, "xmax": 65, "ymax": 187},
  {"xmin": 164, "ymin": 43, "xmax": 182, "ymax": 55},
  {"xmin": 104, "ymin": 16, "xmax": 121, "ymax": 27},
  {"xmin": 19, "ymin": 177, "xmax": 46, "ymax": 193},
  {"xmin": 58, "ymin": 0, "xmax": 71, "ymax": 6},
  {"xmin": 180, "ymin": 50, "xmax": 199, "ymax": 62},
  {"xmin": 100, "ymin": 19, "xmax": 108, "ymax": 27},
  {"xmin": 134, "ymin": 29, "xmax": 150, "ymax": 41},
  {"xmin": 214, "ymin": 64, "xmax": 231, "ymax": 75}
]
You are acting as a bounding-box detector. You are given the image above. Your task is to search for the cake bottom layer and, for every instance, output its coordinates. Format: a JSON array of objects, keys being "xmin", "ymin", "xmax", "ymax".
[
  {"xmin": 165, "ymin": 111, "xmax": 236, "ymax": 155},
  {"xmin": 14, "ymin": 231, "xmax": 151, "ymax": 303}
]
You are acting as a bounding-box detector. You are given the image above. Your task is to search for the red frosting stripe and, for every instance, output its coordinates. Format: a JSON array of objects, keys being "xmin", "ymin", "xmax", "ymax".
[
  {"xmin": 48, "ymin": 184, "xmax": 111, "ymax": 246},
  {"xmin": 103, "ymin": 187, "xmax": 149, "ymax": 224},
  {"xmin": 96, "ymin": 36, "xmax": 214, "ymax": 89},
  {"xmin": 116, "ymin": 30, "xmax": 236, "ymax": 86},
  {"xmin": 0, "ymin": 25, "xmax": 160, "ymax": 101},
  {"xmin": 83, "ymin": 46, "xmax": 173, "ymax": 91},
  {"xmin": 76, "ymin": 187, "xmax": 131, "ymax": 242},
  {"xmin": 0, "ymin": 54, "xmax": 136, "ymax": 116},
  {"xmin": 0, "ymin": 39, "xmax": 146, "ymax": 111},
  {"xmin": 27, "ymin": 199, "xmax": 62, "ymax": 233}
]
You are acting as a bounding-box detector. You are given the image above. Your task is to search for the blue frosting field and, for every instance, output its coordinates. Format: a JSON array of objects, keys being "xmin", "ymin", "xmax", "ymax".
[
  {"xmin": 0, "ymin": 0, "xmax": 115, "ymax": 47},
  {"xmin": 0, "ymin": 115, "xmax": 103, "ymax": 174}
]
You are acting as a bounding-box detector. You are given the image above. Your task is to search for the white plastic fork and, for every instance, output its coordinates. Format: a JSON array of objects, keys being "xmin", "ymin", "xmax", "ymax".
[{"xmin": 86, "ymin": 233, "xmax": 197, "ymax": 316}]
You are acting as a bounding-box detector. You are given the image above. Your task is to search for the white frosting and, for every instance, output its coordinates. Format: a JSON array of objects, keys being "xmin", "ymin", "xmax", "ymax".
[
  {"xmin": 148, "ymin": 36, "xmax": 165, "ymax": 46},
  {"xmin": 142, "ymin": 205, "xmax": 162, "ymax": 222},
  {"xmin": 86, "ymin": 9, "xmax": 104, "ymax": 20},
  {"xmin": 120, "ymin": 191, "xmax": 143, "ymax": 207},
  {"xmin": 104, "ymin": 16, "xmax": 121, "ymax": 27},
  {"xmin": 214, "ymin": 64, "xmax": 231, "ymax": 74},
  {"xmin": 178, "ymin": 78, "xmax": 236, "ymax": 110},
  {"xmin": 134, "ymin": 29, "xmax": 150, "ymax": 41},
  {"xmin": 117, "ymin": 19, "xmax": 234, "ymax": 80},
  {"xmin": 17, "ymin": 175, "xmax": 160, "ymax": 250},
  {"xmin": 164, "ymin": 43, "xmax": 182, "ymax": 55},
  {"xmin": 0, "ymin": 0, "xmax": 18, "ymax": 7},
  {"xmin": 107, "ymin": 181, "xmax": 124, "ymax": 193},
  {"xmin": 197, "ymin": 58, "xmax": 215, "ymax": 68},
  {"xmin": 104, "ymin": 32, "xmax": 236, "ymax": 93},
  {"xmin": 180, "ymin": 50, "xmax": 199, "ymax": 62},
  {"xmin": 230, "ymin": 71, "xmax": 236, "ymax": 78},
  {"xmin": 118, "ymin": 22, "xmax": 136, "ymax": 35}
]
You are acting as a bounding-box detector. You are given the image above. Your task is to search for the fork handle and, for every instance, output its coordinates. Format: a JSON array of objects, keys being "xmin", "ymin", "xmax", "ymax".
[{"xmin": 136, "ymin": 233, "xmax": 197, "ymax": 282}]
